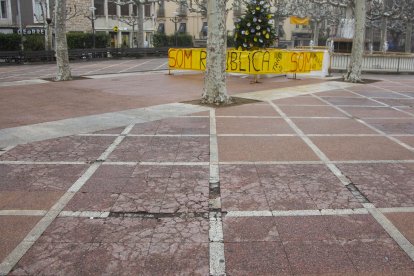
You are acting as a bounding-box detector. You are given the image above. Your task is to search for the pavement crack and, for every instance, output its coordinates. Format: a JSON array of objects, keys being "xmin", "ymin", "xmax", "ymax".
[{"xmin": 108, "ymin": 211, "xmax": 209, "ymax": 219}]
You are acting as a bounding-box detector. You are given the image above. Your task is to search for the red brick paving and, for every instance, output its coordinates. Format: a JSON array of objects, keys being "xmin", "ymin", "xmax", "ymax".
[{"xmin": 1, "ymin": 74, "xmax": 414, "ymax": 275}]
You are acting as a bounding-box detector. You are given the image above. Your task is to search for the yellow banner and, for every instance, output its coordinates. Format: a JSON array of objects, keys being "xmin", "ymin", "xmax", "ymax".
[
  {"xmin": 290, "ymin": 16, "xmax": 310, "ymax": 25},
  {"xmin": 168, "ymin": 48, "xmax": 324, "ymax": 74}
]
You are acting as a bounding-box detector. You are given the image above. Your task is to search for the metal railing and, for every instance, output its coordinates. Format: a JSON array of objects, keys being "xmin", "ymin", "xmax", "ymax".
[{"xmin": 332, "ymin": 53, "xmax": 414, "ymax": 73}]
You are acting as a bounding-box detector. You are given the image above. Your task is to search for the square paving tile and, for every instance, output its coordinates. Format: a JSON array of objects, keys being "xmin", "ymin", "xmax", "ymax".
[
  {"xmin": 223, "ymin": 217, "xmax": 280, "ymax": 242},
  {"xmin": 0, "ymin": 191, "xmax": 63, "ymax": 210},
  {"xmin": 325, "ymin": 214, "xmax": 389, "ymax": 240},
  {"xmin": 258, "ymin": 164, "xmax": 361, "ymax": 210},
  {"xmin": 107, "ymin": 136, "xmax": 209, "ymax": 162},
  {"xmin": 221, "ymin": 164, "xmax": 361, "ymax": 211},
  {"xmin": 364, "ymin": 118, "xmax": 414, "ymax": 135},
  {"xmin": 218, "ymin": 137, "xmax": 318, "ymax": 162},
  {"xmin": 321, "ymin": 97, "xmax": 386, "ymax": 107},
  {"xmin": 0, "ymin": 216, "xmax": 41, "ymax": 262},
  {"xmin": 111, "ymin": 192, "xmax": 165, "ymax": 213},
  {"xmin": 0, "ymin": 164, "xmax": 87, "ymax": 191},
  {"xmin": 217, "ymin": 117, "xmax": 295, "ymax": 134},
  {"xmin": 385, "ymin": 212, "xmax": 414, "ymax": 244},
  {"xmin": 275, "ymin": 216, "xmax": 334, "ymax": 241},
  {"xmin": 273, "ymin": 96, "xmax": 327, "ymax": 106},
  {"xmin": 292, "ymin": 118, "xmax": 376, "ymax": 134},
  {"xmin": 341, "ymin": 106, "xmax": 410, "ymax": 119},
  {"xmin": 216, "ymin": 103, "xmax": 279, "ymax": 116},
  {"xmin": 0, "ymin": 136, "xmax": 114, "ymax": 162},
  {"xmin": 225, "ymin": 242, "xmax": 291, "ymax": 275},
  {"xmin": 279, "ymin": 105, "xmax": 347, "ymax": 117},
  {"xmin": 144, "ymin": 242, "xmax": 209, "ymax": 275},
  {"xmin": 342, "ymin": 238, "xmax": 414, "ymax": 273},
  {"xmin": 283, "ymin": 240, "xmax": 357, "ymax": 275},
  {"xmin": 338, "ymin": 163, "xmax": 414, "ymax": 207},
  {"xmin": 310, "ymin": 136, "xmax": 414, "ymax": 161},
  {"xmin": 10, "ymin": 242, "xmax": 90, "ymax": 276},
  {"xmin": 129, "ymin": 117, "xmax": 209, "ymax": 135}
]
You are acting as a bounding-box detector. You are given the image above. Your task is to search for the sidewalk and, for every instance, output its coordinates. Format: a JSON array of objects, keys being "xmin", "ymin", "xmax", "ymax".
[{"xmin": 1, "ymin": 72, "xmax": 414, "ymax": 275}]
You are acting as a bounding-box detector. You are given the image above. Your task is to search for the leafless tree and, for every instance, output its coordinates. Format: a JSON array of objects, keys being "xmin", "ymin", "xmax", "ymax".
[
  {"xmin": 201, "ymin": 0, "xmax": 231, "ymax": 104},
  {"xmin": 54, "ymin": 0, "xmax": 78, "ymax": 81}
]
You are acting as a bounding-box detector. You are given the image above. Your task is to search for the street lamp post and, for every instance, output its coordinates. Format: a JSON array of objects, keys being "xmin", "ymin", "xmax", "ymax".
[
  {"xmin": 170, "ymin": 12, "xmax": 179, "ymax": 47},
  {"xmin": 89, "ymin": 7, "xmax": 97, "ymax": 49}
]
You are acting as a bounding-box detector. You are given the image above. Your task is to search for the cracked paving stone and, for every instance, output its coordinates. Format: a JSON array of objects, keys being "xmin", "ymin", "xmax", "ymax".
[
  {"xmin": 225, "ymin": 241, "xmax": 291, "ymax": 276},
  {"xmin": 338, "ymin": 163, "xmax": 414, "ymax": 207},
  {"xmin": 341, "ymin": 238, "xmax": 414, "ymax": 274},
  {"xmin": 223, "ymin": 217, "xmax": 280, "ymax": 242},
  {"xmin": 151, "ymin": 217, "xmax": 209, "ymax": 244},
  {"xmin": 94, "ymin": 217, "xmax": 156, "ymax": 244},
  {"xmin": 107, "ymin": 136, "xmax": 209, "ymax": 162},
  {"xmin": 37, "ymin": 217, "xmax": 104, "ymax": 244},
  {"xmin": 129, "ymin": 117, "xmax": 209, "ymax": 135},
  {"xmin": 9, "ymin": 242, "xmax": 90, "ymax": 276},
  {"xmin": 0, "ymin": 164, "xmax": 87, "ymax": 191},
  {"xmin": 143, "ymin": 242, "xmax": 209, "ymax": 275},
  {"xmin": 79, "ymin": 242, "xmax": 149, "ymax": 275},
  {"xmin": 0, "ymin": 136, "xmax": 114, "ymax": 162},
  {"xmin": 283, "ymin": 239, "xmax": 357, "ymax": 275}
]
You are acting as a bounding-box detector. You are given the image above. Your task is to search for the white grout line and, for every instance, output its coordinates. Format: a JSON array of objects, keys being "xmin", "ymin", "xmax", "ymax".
[
  {"xmin": 216, "ymin": 116, "xmax": 281, "ymax": 118},
  {"xmin": 0, "ymin": 124, "xmax": 134, "ymax": 275},
  {"xmin": 217, "ymin": 134, "xmax": 297, "ymax": 137},
  {"xmin": 0, "ymin": 161, "xmax": 87, "ymax": 165},
  {"xmin": 364, "ymin": 204, "xmax": 414, "ymax": 261},
  {"xmin": 79, "ymin": 133, "xmax": 119, "ymax": 137},
  {"xmin": 0, "ymin": 210, "xmax": 47, "ymax": 216},
  {"xmin": 379, "ymin": 207, "xmax": 414, "ymax": 213},
  {"xmin": 80, "ymin": 133, "xmax": 210, "ymax": 137},
  {"xmin": 219, "ymin": 161, "xmax": 325, "ymax": 165},
  {"xmin": 330, "ymin": 160, "xmax": 414, "ymax": 164},
  {"xmin": 208, "ymin": 109, "xmax": 226, "ymax": 276},
  {"xmin": 58, "ymin": 211, "xmax": 110, "ymax": 218},
  {"xmin": 225, "ymin": 208, "xmax": 369, "ymax": 217}
]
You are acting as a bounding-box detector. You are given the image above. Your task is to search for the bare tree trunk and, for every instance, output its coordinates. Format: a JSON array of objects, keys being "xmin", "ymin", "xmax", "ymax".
[
  {"xmin": 201, "ymin": 0, "xmax": 231, "ymax": 105},
  {"xmin": 344, "ymin": 0, "xmax": 365, "ymax": 83},
  {"xmin": 137, "ymin": 4, "xmax": 144, "ymax": 47},
  {"xmin": 405, "ymin": 21, "xmax": 413, "ymax": 53},
  {"xmin": 380, "ymin": 16, "xmax": 387, "ymax": 51},
  {"xmin": 313, "ymin": 21, "xmax": 320, "ymax": 46},
  {"xmin": 54, "ymin": 0, "xmax": 72, "ymax": 81}
]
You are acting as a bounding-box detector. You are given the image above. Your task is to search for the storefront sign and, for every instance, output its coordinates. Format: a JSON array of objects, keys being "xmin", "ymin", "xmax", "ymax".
[{"xmin": 17, "ymin": 28, "xmax": 45, "ymax": 35}]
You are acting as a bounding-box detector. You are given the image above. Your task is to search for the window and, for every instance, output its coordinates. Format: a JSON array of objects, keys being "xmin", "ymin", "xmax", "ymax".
[
  {"xmin": 157, "ymin": 23, "xmax": 165, "ymax": 34},
  {"xmin": 120, "ymin": 3, "xmax": 129, "ymax": 16},
  {"xmin": 144, "ymin": 4, "xmax": 151, "ymax": 17},
  {"xmin": 94, "ymin": 0, "xmax": 104, "ymax": 16},
  {"xmin": 178, "ymin": 22, "xmax": 186, "ymax": 33},
  {"xmin": 108, "ymin": 2, "xmax": 117, "ymax": 16},
  {"xmin": 33, "ymin": 0, "xmax": 44, "ymax": 22},
  {"xmin": 0, "ymin": 0, "xmax": 7, "ymax": 19}
]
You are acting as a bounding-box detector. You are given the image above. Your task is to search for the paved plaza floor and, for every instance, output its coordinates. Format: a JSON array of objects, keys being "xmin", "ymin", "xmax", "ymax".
[{"xmin": 0, "ymin": 63, "xmax": 414, "ymax": 275}]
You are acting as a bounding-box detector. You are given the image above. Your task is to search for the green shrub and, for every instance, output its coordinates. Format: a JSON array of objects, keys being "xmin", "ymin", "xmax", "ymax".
[
  {"xmin": 23, "ymin": 34, "xmax": 45, "ymax": 51},
  {"xmin": 153, "ymin": 32, "xmax": 192, "ymax": 47},
  {"xmin": 153, "ymin": 32, "xmax": 168, "ymax": 47},
  {"xmin": 67, "ymin": 32, "xmax": 110, "ymax": 49},
  {"xmin": 0, "ymin": 33, "xmax": 21, "ymax": 51}
]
